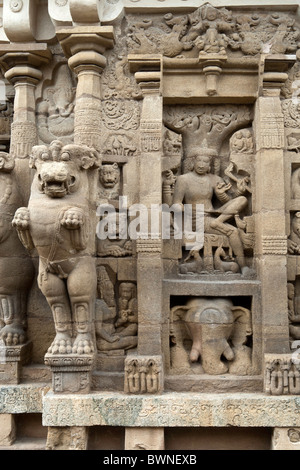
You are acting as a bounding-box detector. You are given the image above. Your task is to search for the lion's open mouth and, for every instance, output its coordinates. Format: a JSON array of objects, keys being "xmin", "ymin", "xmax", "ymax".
[{"xmin": 43, "ymin": 180, "xmax": 69, "ymax": 198}]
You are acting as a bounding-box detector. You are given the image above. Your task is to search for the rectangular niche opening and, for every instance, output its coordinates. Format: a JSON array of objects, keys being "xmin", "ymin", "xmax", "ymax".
[{"xmin": 166, "ymin": 295, "xmax": 262, "ymax": 393}]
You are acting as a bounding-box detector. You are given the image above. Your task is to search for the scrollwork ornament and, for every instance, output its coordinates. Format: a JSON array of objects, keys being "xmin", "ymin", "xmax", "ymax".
[{"xmin": 10, "ymin": 0, "xmax": 23, "ymax": 12}]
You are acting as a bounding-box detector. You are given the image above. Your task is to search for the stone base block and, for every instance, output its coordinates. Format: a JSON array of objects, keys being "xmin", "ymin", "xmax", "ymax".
[
  {"xmin": 125, "ymin": 427, "xmax": 165, "ymax": 450},
  {"xmin": 46, "ymin": 426, "xmax": 88, "ymax": 450},
  {"xmin": 124, "ymin": 355, "xmax": 163, "ymax": 394},
  {"xmin": 0, "ymin": 342, "xmax": 32, "ymax": 385},
  {"xmin": 0, "ymin": 414, "xmax": 16, "ymax": 446},
  {"xmin": 44, "ymin": 354, "xmax": 95, "ymax": 394},
  {"xmin": 264, "ymin": 353, "xmax": 300, "ymax": 395}
]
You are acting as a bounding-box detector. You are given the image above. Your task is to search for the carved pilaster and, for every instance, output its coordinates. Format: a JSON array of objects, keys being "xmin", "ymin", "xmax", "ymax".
[
  {"xmin": 56, "ymin": 27, "xmax": 115, "ymax": 152},
  {"xmin": 254, "ymin": 54, "xmax": 296, "ymax": 354},
  {"xmin": 0, "ymin": 44, "xmax": 51, "ymax": 203}
]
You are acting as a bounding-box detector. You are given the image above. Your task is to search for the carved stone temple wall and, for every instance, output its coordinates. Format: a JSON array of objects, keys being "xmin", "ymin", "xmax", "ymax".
[{"xmin": 2, "ymin": 0, "xmax": 300, "ymax": 452}]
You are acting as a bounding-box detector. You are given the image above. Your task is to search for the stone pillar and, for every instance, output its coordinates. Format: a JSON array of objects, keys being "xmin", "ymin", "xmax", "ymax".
[
  {"xmin": 125, "ymin": 427, "xmax": 165, "ymax": 450},
  {"xmin": 0, "ymin": 44, "xmax": 51, "ymax": 203},
  {"xmin": 56, "ymin": 27, "xmax": 115, "ymax": 152},
  {"xmin": 125, "ymin": 57, "xmax": 164, "ymax": 394},
  {"xmin": 0, "ymin": 414, "xmax": 16, "ymax": 446},
  {"xmin": 253, "ymin": 55, "xmax": 293, "ymax": 354},
  {"xmin": 46, "ymin": 426, "xmax": 88, "ymax": 450}
]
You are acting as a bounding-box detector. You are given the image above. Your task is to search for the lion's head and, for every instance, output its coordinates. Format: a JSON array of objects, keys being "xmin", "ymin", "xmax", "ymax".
[
  {"xmin": 30, "ymin": 140, "xmax": 100, "ymax": 198},
  {"xmin": 99, "ymin": 163, "xmax": 120, "ymax": 189}
]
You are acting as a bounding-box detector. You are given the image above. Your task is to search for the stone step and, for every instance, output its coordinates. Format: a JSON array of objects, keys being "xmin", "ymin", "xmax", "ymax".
[{"xmin": 0, "ymin": 437, "xmax": 46, "ymax": 450}]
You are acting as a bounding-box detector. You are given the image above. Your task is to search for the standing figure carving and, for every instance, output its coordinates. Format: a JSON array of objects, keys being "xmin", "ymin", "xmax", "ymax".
[{"xmin": 12, "ymin": 141, "xmax": 100, "ymax": 355}]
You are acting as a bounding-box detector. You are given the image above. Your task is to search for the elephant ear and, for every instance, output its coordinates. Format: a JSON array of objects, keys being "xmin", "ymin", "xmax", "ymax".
[
  {"xmin": 231, "ymin": 306, "xmax": 252, "ymax": 347},
  {"xmin": 170, "ymin": 305, "xmax": 190, "ymax": 323}
]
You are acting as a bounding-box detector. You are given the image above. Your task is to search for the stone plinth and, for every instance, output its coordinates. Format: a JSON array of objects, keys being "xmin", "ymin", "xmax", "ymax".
[
  {"xmin": 44, "ymin": 354, "xmax": 95, "ymax": 394},
  {"xmin": 42, "ymin": 391, "xmax": 300, "ymax": 428},
  {"xmin": 0, "ymin": 341, "xmax": 32, "ymax": 385}
]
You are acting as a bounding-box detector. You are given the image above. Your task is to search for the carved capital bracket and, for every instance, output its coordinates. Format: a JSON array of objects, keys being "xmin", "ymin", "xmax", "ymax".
[
  {"xmin": 201, "ymin": 55, "xmax": 227, "ymax": 97},
  {"xmin": 260, "ymin": 54, "xmax": 296, "ymax": 97},
  {"xmin": 124, "ymin": 355, "xmax": 164, "ymax": 394},
  {"xmin": 56, "ymin": 26, "xmax": 115, "ymax": 72}
]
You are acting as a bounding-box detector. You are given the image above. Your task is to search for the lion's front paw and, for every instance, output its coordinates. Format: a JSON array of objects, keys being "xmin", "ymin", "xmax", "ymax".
[
  {"xmin": 12, "ymin": 207, "xmax": 30, "ymax": 230},
  {"xmin": 72, "ymin": 333, "xmax": 94, "ymax": 355},
  {"xmin": 47, "ymin": 333, "xmax": 73, "ymax": 355},
  {"xmin": 61, "ymin": 207, "xmax": 85, "ymax": 230},
  {"xmin": 0, "ymin": 323, "xmax": 26, "ymax": 346}
]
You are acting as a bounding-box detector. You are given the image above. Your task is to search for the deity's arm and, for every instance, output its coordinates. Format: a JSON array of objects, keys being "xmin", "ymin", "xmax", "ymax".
[
  {"xmin": 172, "ymin": 175, "xmax": 187, "ymax": 209},
  {"xmin": 213, "ymin": 175, "xmax": 232, "ymax": 204}
]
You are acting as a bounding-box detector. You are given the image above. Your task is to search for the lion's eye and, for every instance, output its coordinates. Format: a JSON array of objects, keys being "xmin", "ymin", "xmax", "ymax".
[{"xmin": 61, "ymin": 152, "xmax": 70, "ymax": 161}]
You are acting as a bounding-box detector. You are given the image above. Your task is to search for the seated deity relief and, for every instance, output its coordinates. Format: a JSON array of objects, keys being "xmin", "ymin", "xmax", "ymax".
[
  {"xmin": 163, "ymin": 142, "xmax": 253, "ymax": 276},
  {"xmin": 36, "ymin": 64, "xmax": 76, "ymax": 145},
  {"xmin": 95, "ymin": 266, "xmax": 137, "ymax": 353},
  {"xmin": 170, "ymin": 297, "xmax": 253, "ymax": 375},
  {"xmin": 0, "ymin": 152, "xmax": 34, "ymax": 346},
  {"xmin": 12, "ymin": 140, "xmax": 100, "ymax": 357}
]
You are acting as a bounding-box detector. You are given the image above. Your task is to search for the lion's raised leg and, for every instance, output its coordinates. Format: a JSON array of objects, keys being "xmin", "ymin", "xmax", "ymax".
[
  {"xmin": 0, "ymin": 292, "xmax": 28, "ymax": 345},
  {"xmin": 38, "ymin": 265, "xmax": 73, "ymax": 354},
  {"xmin": 67, "ymin": 257, "xmax": 97, "ymax": 355}
]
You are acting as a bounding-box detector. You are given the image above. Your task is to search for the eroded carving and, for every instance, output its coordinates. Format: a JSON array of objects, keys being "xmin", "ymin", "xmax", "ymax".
[
  {"xmin": 171, "ymin": 297, "xmax": 252, "ymax": 375},
  {"xmin": 288, "ymin": 212, "xmax": 300, "ymax": 255},
  {"xmin": 126, "ymin": 6, "xmax": 299, "ymax": 58},
  {"xmin": 36, "ymin": 64, "xmax": 76, "ymax": 145},
  {"xmin": 0, "ymin": 152, "xmax": 34, "ymax": 346},
  {"xmin": 265, "ymin": 354, "xmax": 300, "ymax": 395},
  {"xmin": 95, "ymin": 268, "xmax": 137, "ymax": 352},
  {"xmin": 124, "ymin": 355, "xmax": 163, "ymax": 394}
]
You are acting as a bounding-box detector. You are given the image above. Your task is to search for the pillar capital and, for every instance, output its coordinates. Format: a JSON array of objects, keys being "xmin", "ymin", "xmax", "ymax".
[
  {"xmin": 56, "ymin": 26, "xmax": 115, "ymax": 74},
  {"xmin": 0, "ymin": 43, "xmax": 51, "ymax": 76}
]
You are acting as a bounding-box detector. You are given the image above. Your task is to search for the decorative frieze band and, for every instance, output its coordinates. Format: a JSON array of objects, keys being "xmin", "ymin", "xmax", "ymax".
[{"xmin": 261, "ymin": 235, "xmax": 287, "ymax": 255}]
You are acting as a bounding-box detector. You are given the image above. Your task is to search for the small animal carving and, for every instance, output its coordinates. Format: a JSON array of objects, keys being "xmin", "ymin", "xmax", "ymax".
[{"xmin": 213, "ymin": 245, "xmax": 239, "ymax": 273}]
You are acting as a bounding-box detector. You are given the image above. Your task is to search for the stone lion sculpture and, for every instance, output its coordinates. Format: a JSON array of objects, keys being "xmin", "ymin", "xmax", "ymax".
[{"xmin": 12, "ymin": 140, "xmax": 100, "ymax": 355}]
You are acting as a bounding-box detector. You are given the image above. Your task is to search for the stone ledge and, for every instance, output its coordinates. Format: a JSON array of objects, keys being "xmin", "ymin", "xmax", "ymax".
[
  {"xmin": 0, "ymin": 384, "xmax": 51, "ymax": 414},
  {"xmin": 43, "ymin": 391, "xmax": 300, "ymax": 428}
]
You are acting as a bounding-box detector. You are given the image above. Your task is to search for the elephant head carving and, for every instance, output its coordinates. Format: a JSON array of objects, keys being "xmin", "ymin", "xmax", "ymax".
[{"xmin": 171, "ymin": 297, "xmax": 252, "ymax": 375}]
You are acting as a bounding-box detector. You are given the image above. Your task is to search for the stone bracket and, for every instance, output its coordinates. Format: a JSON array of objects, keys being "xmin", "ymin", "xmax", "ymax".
[
  {"xmin": 124, "ymin": 355, "xmax": 163, "ymax": 394},
  {"xmin": 44, "ymin": 354, "xmax": 95, "ymax": 394}
]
